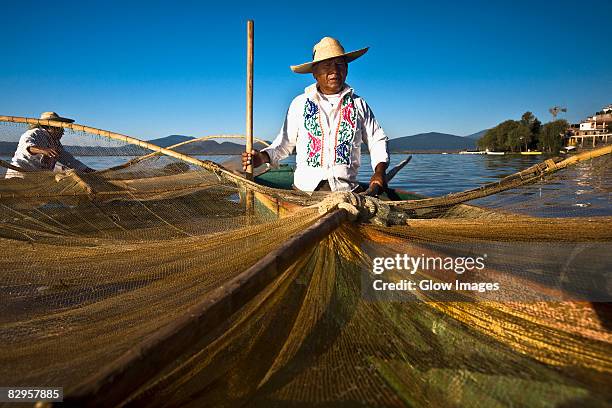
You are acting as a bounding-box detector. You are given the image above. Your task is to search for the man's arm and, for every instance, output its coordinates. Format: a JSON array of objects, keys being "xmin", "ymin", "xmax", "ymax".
[
  {"xmin": 27, "ymin": 146, "xmax": 60, "ymax": 158},
  {"xmin": 21, "ymin": 130, "xmax": 60, "ymax": 159},
  {"xmin": 369, "ymin": 162, "xmax": 388, "ymax": 192},
  {"xmin": 242, "ymin": 149, "xmax": 270, "ymax": 169},
  {"xmin": 360, "ymin": 99, "xmax": 390, "ymax": 194},
  {"xmin": 242, "ymin": 99, "xmax": 300, "ymax": 171}
]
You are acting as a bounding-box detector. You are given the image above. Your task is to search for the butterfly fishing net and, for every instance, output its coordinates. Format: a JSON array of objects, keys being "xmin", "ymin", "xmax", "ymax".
[{"xmin": 0, "ymin": 116, "xmax": 610, "ymax": 407}]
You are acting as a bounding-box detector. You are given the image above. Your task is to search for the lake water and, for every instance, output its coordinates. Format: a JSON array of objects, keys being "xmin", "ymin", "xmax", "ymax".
[{"xmin": 1, "ymin": 154, "xmax": 610, "ymax": 217}]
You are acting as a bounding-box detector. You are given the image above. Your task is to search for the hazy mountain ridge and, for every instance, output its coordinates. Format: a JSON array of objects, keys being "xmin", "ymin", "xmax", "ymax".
[
  {"xmin": 148, "ymin": 135, "xmax": 194, "ymax": 147},
  {"xmin": 465, "ymin": 129, "xmax": 488, "ymax": 140},
  {"xmin": 388, "ymin": 132, "xmax": 478, "ymax": 152},
  {"xmin": 1, "ymin": 131, "xmax": 486, "ymax": 156},
  {"xmin": 0, "ymin": 137, "xmax": 266, "ymax": 156}
]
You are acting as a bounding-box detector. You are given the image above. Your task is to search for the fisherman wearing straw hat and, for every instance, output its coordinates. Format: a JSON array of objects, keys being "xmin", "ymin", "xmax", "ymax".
[
  {"xmin": 242, "ymin": 37, "xmax": 389, "ymax": 193},
  {"xmin": 5, "ymin": 112, "xmax": 94, "ymax": 178}
]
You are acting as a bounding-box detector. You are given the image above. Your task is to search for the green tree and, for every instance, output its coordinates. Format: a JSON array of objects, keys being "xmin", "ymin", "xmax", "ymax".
[
  {"xmin": 539, "ymin": 120, "xmax": 569, "ymax": 153},
  {"xmin": 477, "ymin": 120, "xmax": 521, "ymax": 151},
  {"xmin": 520, "ymin": 112, "xmax": 536, "ymax": 127},
  {"xmin": 529, "ymin": 118, "xmax": 541, "ymax": 138},
  {"xmin": 520, "ymin": 111, "xmax": 541, "ymax": 149},
  {"xmin": 508, "ymin": 124, "xmax": 531, "ymax": 152},
  {"xmin": 478, "ymin": 128, "xmax": 498, "ymax": 150},
  {"xmin": 497, "ymin": 120, "xmax": 519, "ymax": 151}
]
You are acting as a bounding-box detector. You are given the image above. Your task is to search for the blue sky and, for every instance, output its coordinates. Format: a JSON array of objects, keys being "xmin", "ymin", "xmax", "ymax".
[{"xmin": 1, "ymin": 0, "xmax": 610, "ymax": 141}]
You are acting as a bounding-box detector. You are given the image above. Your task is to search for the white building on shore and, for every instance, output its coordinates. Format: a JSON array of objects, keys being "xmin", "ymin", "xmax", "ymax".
[{"xmin": 568, "ymin": 104, "xmax": 612, "ymax": 147}]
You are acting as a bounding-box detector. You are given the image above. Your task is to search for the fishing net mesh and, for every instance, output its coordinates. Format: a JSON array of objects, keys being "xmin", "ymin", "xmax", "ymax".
[{"xmin": 0, "ymin": 118, "xmax": 610, "ymax": 407}]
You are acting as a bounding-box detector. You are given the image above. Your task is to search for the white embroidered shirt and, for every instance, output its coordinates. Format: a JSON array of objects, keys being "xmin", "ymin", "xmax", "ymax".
[{"xmin": 262, "ymin": 84, "xmax": 389, "ymax": 192}]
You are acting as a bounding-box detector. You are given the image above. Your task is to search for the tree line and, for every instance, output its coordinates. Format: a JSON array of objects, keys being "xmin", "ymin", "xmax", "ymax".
[{"xmin": 477, "ymin": 112, "xmax": 568, "ymax": 153}]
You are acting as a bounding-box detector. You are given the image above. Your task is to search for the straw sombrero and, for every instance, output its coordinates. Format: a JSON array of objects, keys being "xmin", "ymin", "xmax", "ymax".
[
  {"xmin": 39, "ymin": 111, "xmax": 74, "ymax": 123},
  {"xmin": 290, "ymin": 37, "xmax": 368, "ymax": 74}
]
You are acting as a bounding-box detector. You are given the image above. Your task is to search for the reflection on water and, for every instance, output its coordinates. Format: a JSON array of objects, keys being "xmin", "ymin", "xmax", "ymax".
[{"xmin": 1, "ymin": 153, "xmax": 610, "ymax": 218}]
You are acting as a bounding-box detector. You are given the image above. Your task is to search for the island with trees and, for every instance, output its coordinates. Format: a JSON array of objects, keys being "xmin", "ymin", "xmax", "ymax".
[{"xmin": 477, "ymin": 112, "xmax": 568, "ymax": 153}]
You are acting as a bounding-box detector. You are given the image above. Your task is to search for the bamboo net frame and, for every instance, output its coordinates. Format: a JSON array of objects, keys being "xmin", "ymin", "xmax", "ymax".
[
  {"xmin": 2, "ymin": 115, "xmax": 610, "ymax": 216},
  {"xmin": 0, "ymin": 115, "xmax": 287, "ymax": 198},
  {"xmin": 99, "ymin": 134, "xmax": 270, "ymax": 174},
  {"xmin": 390, "ymin": 145, "xmax": 612, "ymax": 210}
]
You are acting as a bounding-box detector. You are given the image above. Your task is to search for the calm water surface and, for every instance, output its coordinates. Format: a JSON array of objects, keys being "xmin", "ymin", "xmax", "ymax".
[{"xmin": 2, "ymin": 153, "xmax": 610, "ymax": 217}]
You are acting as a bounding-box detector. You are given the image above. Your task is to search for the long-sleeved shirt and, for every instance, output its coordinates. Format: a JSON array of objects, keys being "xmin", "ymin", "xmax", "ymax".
[
  {"xmin": 5, "ymin": 128, "xmax": 90, "ymax": 179},
  {"xmin": 262, "ymin": 83, "xmax": 389, "ymax": 192}
]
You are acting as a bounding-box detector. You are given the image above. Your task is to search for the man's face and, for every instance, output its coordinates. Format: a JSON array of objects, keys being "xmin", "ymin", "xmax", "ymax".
[{"xmin": 312, "ymin": 57, "xmax": 348, "ymax": 94}]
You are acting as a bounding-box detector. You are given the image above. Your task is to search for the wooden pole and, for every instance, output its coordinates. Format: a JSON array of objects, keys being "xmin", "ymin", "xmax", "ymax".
[
  {"xmin": 245, "ymin": 20, "xmax": 255, "ymax": 218},
  {"xmin": 245, "ymin": 20, "xmax": 254, "ymax": 180}
]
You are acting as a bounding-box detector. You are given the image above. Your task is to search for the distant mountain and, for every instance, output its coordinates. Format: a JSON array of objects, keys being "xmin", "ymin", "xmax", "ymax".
[
  {"xmin": 64, "ymin": 145, "xmax": 148, "ymax": 156},
  {"xmin": 464, "ymin": 129, "xmax": 488, "ymax": 140},
  {"xmin": 146, "ymin": 135, "xmax": 268, "ymax": 154},
  {"xmin": 170, "ymin": 140, "xmax": 269, "ymax": 155},
  {"xmin": 1, "ymin": 131, "xmax": 479, "ymax": 157},
  {"xmin": 0, "ymin": 141, "xmax": 148, "ymax": 156},
  {"xmin": 148, "ymin": 135, "xmax": 194, "ymax": 147},
  {"xmin": 0, "ymin": 137, "xmax": 267, "ymax": 156},
  {"xmin": 388, "ymin": 132, "xmax": 476, "ymax": 152}
]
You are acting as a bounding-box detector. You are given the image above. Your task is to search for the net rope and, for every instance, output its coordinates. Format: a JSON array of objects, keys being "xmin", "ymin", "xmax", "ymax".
[{"xmin": 0, "ymin": 117, "xmax": 610, "ymax": 407}]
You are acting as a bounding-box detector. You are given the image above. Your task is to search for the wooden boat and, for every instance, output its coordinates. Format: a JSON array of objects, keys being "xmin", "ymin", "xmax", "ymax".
[{"xmin": 250, "ymin": 158, "xmax": 422, "ymax": 218}]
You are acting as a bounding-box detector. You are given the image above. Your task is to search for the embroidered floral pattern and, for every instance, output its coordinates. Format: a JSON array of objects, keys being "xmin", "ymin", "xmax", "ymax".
[
  {"xmin": 308, "ymin": 132, "xmax": 321, "ymax": 157},
  {"xmin": 335, "ymin": 94, "xmax": 357, "ymax": 165},
  {"xmin": 303, "ymin": 98, "xmax": 322, "ymax": 167}
]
